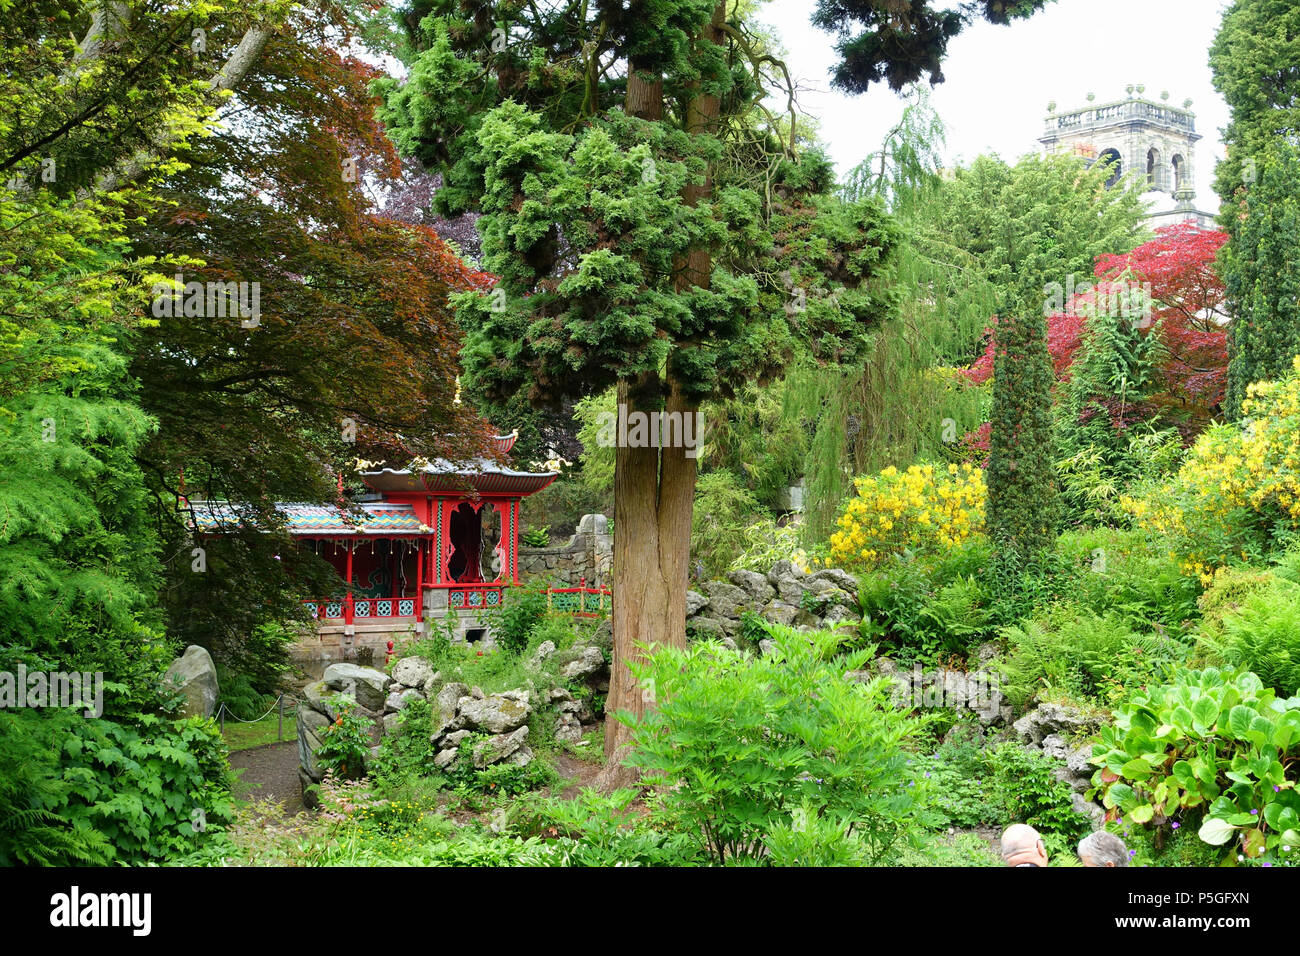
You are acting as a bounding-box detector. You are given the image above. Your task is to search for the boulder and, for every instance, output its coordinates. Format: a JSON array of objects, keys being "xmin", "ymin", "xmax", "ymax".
[
  {"xmin": 472, "ymin": 725, "xmax": 530, "ymax": 768},
  {"xmin": 297, "ymin": 705, "xmax": 333, "ymax": 782},
  {"xmin": 433, "ymin": 747, "xmax": 458, "ymax": 770},
  {"xmin": 702, "ymin": 581, "xmax": 749, "ymax": 619},
  {"xmin": 322, "ymin": 663, "xmax": 391, "ymax": 711},
  {"xmin": 163, "ymin": 645, "xmax": 220, "ymax": 718},
  {"xmin": 391, "ymin": 656, "xmax": 435, "ymax": 689},
  {"xmin": 302, "ymin": 680, "xmax": 346, "ymax": 721},
  {"xmin": 457, "ymin": 693, "xmax": 531, "ymax": 734},
  {"xmin": 1013, "ymin": 702, "xmax": 1101, "ymax": 747},
  {"xmin": 806, "ymin": 567, "xmax": 858, "ymax": 594},
  {"xmin": 727, "ymin": 569, "xmax": 776, "ymax": 603},
  {"xmin": 555, "ymin": 713, "xmax": 584, "ymax": 743},
  {"xmin": 686, "ymin": 616, "xmax": 728, "ymax": 640},
  {"xmin": 384, "ymin": 688, "xmax": 423, "ymax": 714},
  {"xmin": 528, "ymin": 641, "xmax": 557, "ymax": 667},
  {"xmin": 822, "ymin": 604, "xmax": 861, "ymax": 627},
  {"xmin": 686, "ymin": 590, "xmax": 710, "ymax": 617},
  {"xmin": 560, "ymin": 646, "xmax": 605, "ymax": 681},
  {"xmin": 760, "ymin": 601, "xmax": 798, "ymax": 627},
  {"xmin": 432, "ymin": 682, "xmax": 469, "ymax": 736},
  {"xmin": 758, "ymin": 639, "xmax": 777, "ymax": 657}
]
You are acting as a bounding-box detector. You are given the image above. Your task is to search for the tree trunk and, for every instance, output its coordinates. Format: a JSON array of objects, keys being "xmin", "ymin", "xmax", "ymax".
[{"xmin": 597, "ymin": 2, "xmax": 724, "ymax": 783}]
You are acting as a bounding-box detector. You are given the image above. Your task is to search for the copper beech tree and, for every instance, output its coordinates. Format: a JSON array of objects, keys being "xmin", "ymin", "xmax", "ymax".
[{"xmin": 377, "ymin": 0, "xmax": 1050, "ymax": 772}]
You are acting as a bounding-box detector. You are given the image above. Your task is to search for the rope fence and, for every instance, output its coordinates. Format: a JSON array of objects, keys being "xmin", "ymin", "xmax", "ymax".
[{"xmin": 214, "ymin": 693, "xmax": 301, "ymax": 740}]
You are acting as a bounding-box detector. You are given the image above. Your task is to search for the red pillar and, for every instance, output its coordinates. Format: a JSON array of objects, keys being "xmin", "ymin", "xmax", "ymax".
[
  {"xmin": 344, "ymin": 539, "xmax": 354, "ymax": 625},
  {"xmin": 415, "ymin": 539, "xmax": 425, "ymax": 620}
]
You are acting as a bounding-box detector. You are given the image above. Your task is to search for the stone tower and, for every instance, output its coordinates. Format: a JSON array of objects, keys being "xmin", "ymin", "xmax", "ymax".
[{"xmin": 1038, "ymin": 85, "xmax": 1212, "ymax": 228}]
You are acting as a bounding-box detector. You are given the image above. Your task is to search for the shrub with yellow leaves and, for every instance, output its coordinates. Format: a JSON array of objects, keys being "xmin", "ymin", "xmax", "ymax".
[
  {"xmin": 1123, "ymin": 355, "xmax": 1300, "ymax": 584},
  {"xmin": 828, "ymin": 462, "xmax": 986, "ymax": 570}
]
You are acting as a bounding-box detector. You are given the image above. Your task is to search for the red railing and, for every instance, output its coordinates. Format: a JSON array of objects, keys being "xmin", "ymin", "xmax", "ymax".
[
  {"xmin": 445, "ymin": 582, "xmax": 506, "ymax": 611},
  {"xmin": 302, "ymin": 596, "xmax": 419, "ymax": 623}
]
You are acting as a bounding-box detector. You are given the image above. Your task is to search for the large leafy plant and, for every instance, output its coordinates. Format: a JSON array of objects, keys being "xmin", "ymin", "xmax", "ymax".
[
  {"xmin": 621, "ymin": 625, "xmax": 927, "ymax": 865},
  {"xmin": 1091, "ymin": 667, "xmax": 1300, "ymax": 862}
]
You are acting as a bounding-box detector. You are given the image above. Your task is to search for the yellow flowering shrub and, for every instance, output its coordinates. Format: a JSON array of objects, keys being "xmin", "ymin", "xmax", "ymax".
[
  {"xmin": 1123, "ymin": 355, "xmax": 1300, "ymax": 585},
  {"xmin": 828, "ymin": 463, "xmax": 986, "ymax": 570}
]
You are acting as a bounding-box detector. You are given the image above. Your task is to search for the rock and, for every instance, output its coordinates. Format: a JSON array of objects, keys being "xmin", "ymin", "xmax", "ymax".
[
  {"xmin": 432, "ymin": 682, "xmax": 469, "ymax": 736},
  {"xmin": 297, "ymin": 706, "xmax": 333, "ymax": 782},
  {"xmin": 758, "ymin": 639, "xmax": 777, "ymax": 657},
  {"xmin": 793, "ymin": 609, "xmax": 821, "ymax": 629},
  {"xmin": 502, "ymin": 745, "xmax": 534, "ymax": 767},
  {"xmin": 975, "ymin": 643, "xmax": 1000, "ymax": 666},
  {"xmin": 529, "ymin": 641, "xmax": 557, "ymax": 667},
  {"xmin": 844, "ymin": 669, "xmax": 873, "ymax": 684},
  {"xmin": 702, "ymin": 581, "xmax": 749, "ymax": 619},
  {"xmin": 1013, "ymin": 702, "xmax": 1101, "ymax": 747},
  {"xmin": 440, "ymin": 729, "xmax": 472, "ymax": 749},
  {"xmin": 727, "ymin": 569, "xmax": 776, "ymax": 603},
  {"xmin": 299, "ymin": 768, "xmax": 321, "ymax": 809},
  {"xmin": 322, "ymin": 663, "xmax": 392, "ymax": 711},
  {"xmin": 391, "ymin": 656, "xmax": 435, "ymax": 689},
  {"xmin": 822, "ymin": 604, "xmax": 861, "ymax": 627},
  {"xmin": 560, "ymin": 646, "xmax": 605, "ymax": 681},
  {"xmin": 163, "ymin": 645, "xmax": 220, "ymax": 718},
  {"xmin": 302, "ymin": 680, "xmax": 346, "ymax": 721},
  {"xmin": 577, "ymin": 513, "xmax": 609, "ymax": 534},
  {"xmin": 1071, "ymin": 792, "xmax": 1105, "ymax": 829},
  {"xmin": 384, "ymin": 688, "xmax": 423, "ymax": 714},
  {"xmin": 686, "ymin": 616, "xmax": 728, "ymax": 641},
  {"xmin": 760, "ymin": 601, "xmax": 798, "ymax": 627},
  {"xmin": 473, "ymin": 725, "xmax": 530, "ymax": 768},
  {"xmin": 470, "ymin": 686, "xmax": 485, "ymax": 700},
  {"xmin": 549, "ymin": 686, "xmax": 574, "ymax": 703},
  {"xmin": 555, "ymin": 713, "xmax": 584, "ymax": 742},
  {"xmin": 382, "ymin": 713, "xmax": 401, "ymax": 735},
  {"xmin": 767, "ymin": 559, "xmax": 807, "ymax": 583},
  {"xmin": 434, "ymin": 747, "xmax": 458, "ymax": 770},
  {"xmin": 686, "ymin": 590, "xmax": 710, "ymax": 617},
  {"xmin": 806, "ymin": 567, "xmax": 858, "ymax": 594},
  {"xmin": 457, "ymin": 694, "xmax": 531, "ymax": 734}
]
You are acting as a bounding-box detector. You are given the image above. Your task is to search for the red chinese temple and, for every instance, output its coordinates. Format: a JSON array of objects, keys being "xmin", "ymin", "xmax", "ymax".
[{"xmin": 189, "ymin": 434, "xmax": 557, "ymax": 657}]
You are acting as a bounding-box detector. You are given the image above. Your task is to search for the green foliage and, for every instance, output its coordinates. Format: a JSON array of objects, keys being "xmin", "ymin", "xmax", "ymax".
[
  {"xmin": 1201, "ymin": 578, "xmax": 1300, "ymax": 696},
  {"xmin": 493, "ymin": 586, "xmax": 550, "ymax": 655},
  {"xmin": 1055, "ymin": 427, "xmax": 1185, "ymax": 527},
  {"xmin": 917, "ymin": 724, "xmax": 1091, "ymax": 854},
  {"xmin": 987, "ymin": 306, "xmax": 1061, "ymax": 559},
  {"xmin": 1091, "ymin": 667, "xmax": 1300, "ymax": 863},
  {"xmin": 1221, "ymin": 140, "xmax": 1300, "ymax": 418},
  {"xmin": 511, "ymin": 788, "xmax": 704, "ymax": 866},
  {"xmin": 520, "ymin": 527, "xmax": 551, "ymax": 548},
  {"xmin": 315, "ymin": 698, "xmax": 373, "ymax": 780},
  {"xmin": 371, "ymin": 697, "xmax": 437, "ymax": 783},
  {"xmin": 690, "ymin": 470, "xmax": 766, "ymax": 578},
  {"xmin": 1210, "ymin": 0, "xmax": 1300, "ymax": 217},
  {"xmin": 996, "ymin": 608, "xmax": 1188, "ymax": 708},
  {"xmin": 623, "ymin": 625, "xmax": 927, "ymax": 865},
  {"xmin": 0, "ymin": 712, "xmax": 234, "ymax": 866},
  {"xmin": 855, "ymin": 541, "xmax": 997, "ymax": 660}
]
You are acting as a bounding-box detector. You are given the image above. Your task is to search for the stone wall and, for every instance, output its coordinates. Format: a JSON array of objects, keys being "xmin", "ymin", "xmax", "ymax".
[{"xmin": 517, "ymin": 513, "xmax": 612, "ymax": 588}]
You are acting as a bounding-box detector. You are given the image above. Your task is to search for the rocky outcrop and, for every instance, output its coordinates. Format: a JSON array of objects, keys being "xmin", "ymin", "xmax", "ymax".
[
  {"xmin": 878, "ymin": 653, "xmax": 1011, "ymax": 725},
  {"xmin": 686, "ymin": 561, "xmax": 863, "ymax": 642},
  {"xmin": 163, "ymin": 645, "xmax": 220, "ymax": 718},
  {"xmin": 322, "ymin": 663, "xmax": 391, "ymax": 711},
  {"xmin": 1013, "ymin": 702, "xmax": 1106, "ymax": 828}
]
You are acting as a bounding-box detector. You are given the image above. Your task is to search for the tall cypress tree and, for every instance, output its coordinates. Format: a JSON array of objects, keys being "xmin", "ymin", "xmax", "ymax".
[{"xmin": 1222, "ymin": 141, "xmax": 1300, "ymax": 418}]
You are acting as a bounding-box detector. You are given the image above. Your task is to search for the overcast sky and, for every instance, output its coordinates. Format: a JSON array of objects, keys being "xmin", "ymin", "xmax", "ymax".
[{"xmin": 759, "ymin": 0, "xmax": 1232, "ymax": 211}]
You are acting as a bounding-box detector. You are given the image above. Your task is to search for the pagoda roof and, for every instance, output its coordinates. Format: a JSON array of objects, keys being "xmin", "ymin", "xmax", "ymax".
[
  {"xmin": 189, "ymin": 500, "xmax": 430, "ymax": 536},
  {"xmin": 360, "ymin": 458, "xmax": 558, "ymax": 496}
]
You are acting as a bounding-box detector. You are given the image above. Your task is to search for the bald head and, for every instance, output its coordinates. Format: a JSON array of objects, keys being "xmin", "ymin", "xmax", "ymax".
[{"xmin": 1001, "ymin": 824, "xmax": 1048, "ymax": 867}]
